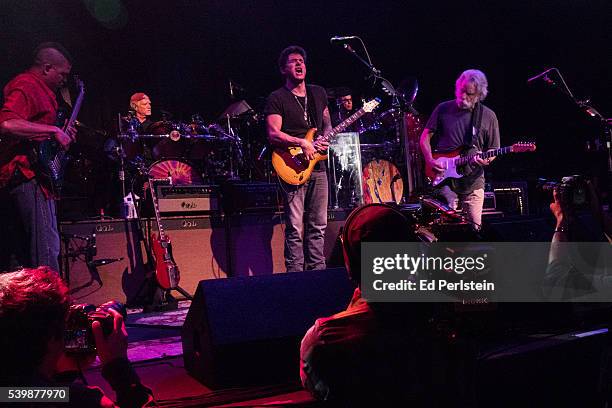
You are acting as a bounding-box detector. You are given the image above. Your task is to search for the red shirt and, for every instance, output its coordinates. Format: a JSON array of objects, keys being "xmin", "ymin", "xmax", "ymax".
[{"xmin": 0, "ymin": 71, "xmax": 58, "ymax": 189}]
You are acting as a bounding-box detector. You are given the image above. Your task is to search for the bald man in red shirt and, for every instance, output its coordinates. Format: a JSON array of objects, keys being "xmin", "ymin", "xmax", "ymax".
[{"xmin": 0, "ymin": 42, "xmax": 75, "ymax": 271}]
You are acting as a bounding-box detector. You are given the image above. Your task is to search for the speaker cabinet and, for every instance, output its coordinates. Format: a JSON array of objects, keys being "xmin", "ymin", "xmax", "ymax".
[
  {"xmin": 60, "ymin": 219, "xmax": 147, "ymax": 306},
  {"xmin": 325, "ymin": 208, "xmax": 351, "ymax": 267},
  {"xmin": 225, "ymin": 209, "xmax": 351, "ymax": 276},
  {"xmin": 225, "ymin": 212, "xmax": 285, "ymax": 277},
  {"xmin": 182, "ymin": 268, "xmax": 355, "ymax": 388},
  {"xmin": 61, "ymin": 215, "xmax": 228, "ymax": 305},
  {"xmin": 149, "ymin": 216, "xmax": 228, "ymax": 297}
]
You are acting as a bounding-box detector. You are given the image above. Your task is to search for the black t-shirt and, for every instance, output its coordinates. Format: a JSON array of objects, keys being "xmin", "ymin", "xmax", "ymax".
[
  {"xmin": 425, "ymin": 100, "xmax": 500, "ymax": 193},
  {"xmin": 265, "ymin": 84, "xmax": 328, "ymax": 170}
]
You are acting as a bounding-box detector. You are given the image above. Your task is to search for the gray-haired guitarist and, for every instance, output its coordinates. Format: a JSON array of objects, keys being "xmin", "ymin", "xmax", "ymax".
[{"xmin": 420, "ymin": 69, "xmax": 500, "ymax": 230}]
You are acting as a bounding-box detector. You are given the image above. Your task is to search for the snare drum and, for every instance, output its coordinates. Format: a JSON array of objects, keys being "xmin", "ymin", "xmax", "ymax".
[
  {"xmin": 148, "ymin": 159, "xmax": 203, "ymax": 185},
  {"xmin": 362, "ymin": 159, "xmax": 404, "ymax": 204}
]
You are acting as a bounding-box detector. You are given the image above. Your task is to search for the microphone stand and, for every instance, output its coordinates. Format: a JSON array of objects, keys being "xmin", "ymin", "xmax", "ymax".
[
  {"xmin": 340, "ymin": 43, "xmax": 381, "ymax": 78},
  {"xmin": 537, "ymin": 69, "xmax": 612, "ymax": 211},
  {"xmin": 338, "ymin": 38, "xmax": 409, "ymax": 201}
]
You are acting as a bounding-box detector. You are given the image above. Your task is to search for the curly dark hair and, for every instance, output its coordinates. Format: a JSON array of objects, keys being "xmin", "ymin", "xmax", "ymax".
[
  {"xmin": 277, "ymin": 45, "xmax": 307, "ymax": 69},
  {"xmin": 0, "ymin": 267, "xmax": 70, "ymax": 383}
]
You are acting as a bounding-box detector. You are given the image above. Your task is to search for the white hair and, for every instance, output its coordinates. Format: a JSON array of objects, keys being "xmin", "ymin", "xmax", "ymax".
[{"xmin": 455, "ymin": 69, "xmax": 489, "ymax": 101}]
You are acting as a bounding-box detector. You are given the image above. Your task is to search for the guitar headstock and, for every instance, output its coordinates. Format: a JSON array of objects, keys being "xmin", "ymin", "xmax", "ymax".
[
  {"xmin": 74, "ymin": 75, "xmax": 85, "ymax": 94},
  {"xmin": 362, "ymin": 98, "xmax": 381, "ymax": 113},
  {"xmin": 511, "ymin": 142, "xmax": 536, "ymax": 153}
]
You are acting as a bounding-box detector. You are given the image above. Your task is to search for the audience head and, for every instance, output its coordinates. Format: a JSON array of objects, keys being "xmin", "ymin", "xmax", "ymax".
[
  {"xmin": 0, "ymin": 267, "xmax": 70, "ymax": 383},
  {"xmin": 341, "ymin": 203, "xmax": 418, "ymax": 284}
]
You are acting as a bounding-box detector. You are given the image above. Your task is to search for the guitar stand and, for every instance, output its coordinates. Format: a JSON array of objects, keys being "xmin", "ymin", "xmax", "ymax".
[{"xmin": 140, "ymin": 286, "xmax": 193, "ymax": 313}]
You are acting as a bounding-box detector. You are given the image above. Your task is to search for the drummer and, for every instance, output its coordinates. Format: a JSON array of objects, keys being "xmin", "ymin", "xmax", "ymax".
[
  {"xmin": 129, "ymin": 92, "xmax": 153, "ymax": 133},
  {"xmin": 125, "ymin": 92, "xmax": 157, "ymax": 162},
  {"xmin": 331, "ymin": 88, "xmax": 374, "ymax": 134}
]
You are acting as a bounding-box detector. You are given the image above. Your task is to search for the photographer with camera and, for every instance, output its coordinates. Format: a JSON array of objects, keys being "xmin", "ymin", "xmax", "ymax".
[
  {"xmin": 543, "ymin": 177, "xmax": 612, "ymax": 300},
  {"xmin": 0, "ymin": 267, "xmax": 156, "ymax": 407}
]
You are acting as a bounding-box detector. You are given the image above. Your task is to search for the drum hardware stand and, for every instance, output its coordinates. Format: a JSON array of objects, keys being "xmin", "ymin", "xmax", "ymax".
[
  {"xmin": 110, "ymin": 130, "xmax": 168, "ymax": 310},
  {"xmin": 61, "ymin": 233, "xmax": 94, "ymax": 285},
  {"xmin": 223, "ymin": 114, "xmax": 243, "ymax": 180},
  {"xmin": 61, "ymin": 232, "xmax": 122, "ymax": 291}
]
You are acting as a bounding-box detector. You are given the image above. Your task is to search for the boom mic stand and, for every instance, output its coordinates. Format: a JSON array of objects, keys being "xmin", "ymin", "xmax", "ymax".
[
  {"xmin": 530, "ymin": 68, "xmax": 612, "ymax": 211},
  {"xmin": 336, "ymin": 37, "xmax": 416, "ymax": 200}
]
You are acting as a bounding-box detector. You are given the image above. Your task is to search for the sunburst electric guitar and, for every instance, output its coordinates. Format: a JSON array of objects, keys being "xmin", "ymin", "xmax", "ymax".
[
  {"xmin": 425, "ymin": 142, "xmax": 536, "ymax": 187},
  {"xmin": 272, "ymin": 98, "xmax": 380, "ymax": 185}
]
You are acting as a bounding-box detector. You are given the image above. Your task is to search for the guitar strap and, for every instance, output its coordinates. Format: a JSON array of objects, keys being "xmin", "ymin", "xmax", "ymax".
[
  {"xmin": 305, "ymin": 85, "xmax": 320, "ymax": 129},
  {"xmin": 464, "ymin": 102, "xmax": 483, "ymax": 149}
]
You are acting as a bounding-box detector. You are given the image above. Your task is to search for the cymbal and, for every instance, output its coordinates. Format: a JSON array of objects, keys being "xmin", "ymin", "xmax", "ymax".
[
  {"xmin": 326, "ymin": 86, "xmax": 352, "ymax": 100},
  {"xmin": 218, "ymin": 100, "xmax": 253, "ymax": 121}
]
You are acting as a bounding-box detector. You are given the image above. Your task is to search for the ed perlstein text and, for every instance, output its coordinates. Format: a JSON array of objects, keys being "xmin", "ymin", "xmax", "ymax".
[{"xmin": 370, "ymin": 253, "xmax": 495, "ymax": 292}]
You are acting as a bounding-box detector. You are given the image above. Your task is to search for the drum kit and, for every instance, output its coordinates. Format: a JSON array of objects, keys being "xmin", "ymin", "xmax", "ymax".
[
  {"xmin": 57, "ymin": 77, "xmax": 423, "ymax": 218},
  {"xmin": 327, "ymin": 78, "xmax": 423, "ymax": 207},
  {"xmin": 112, "ymin": 112, "xmax": 243, "ymax": 185}
]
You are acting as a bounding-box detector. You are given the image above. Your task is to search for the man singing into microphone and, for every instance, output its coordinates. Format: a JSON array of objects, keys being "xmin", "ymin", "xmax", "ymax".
[
  {"xmin": 265, "ymin": 45, "xmax": 332, "ymax": 272},
  {"xmin": 419, "ymin": 69, "xmax": 500, "ymax": 230}
]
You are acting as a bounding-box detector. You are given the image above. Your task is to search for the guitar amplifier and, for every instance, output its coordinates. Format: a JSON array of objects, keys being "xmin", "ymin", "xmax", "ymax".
[
  {"xmin": 156, "ymin": 185, "xmax": 219, "ymax": 214},
  {"xmin": 492, "ymin": 181, "xmax": 529, "ymax": 216},
  {"xmin": 222, "ymin": 182, "xmax": 280, "ymax": 214}
]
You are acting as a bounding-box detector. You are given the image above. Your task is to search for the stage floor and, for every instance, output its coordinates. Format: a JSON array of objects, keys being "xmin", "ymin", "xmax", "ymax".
[{"xmin": 83, "ymin": 301, "xmax": 318, "ymax": 407}]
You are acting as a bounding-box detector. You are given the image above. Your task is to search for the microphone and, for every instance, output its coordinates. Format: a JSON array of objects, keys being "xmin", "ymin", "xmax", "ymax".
[
  {"xmin": 62, "ymin": 233, "xmax": 92, "ymax": 241},
  {"xmin": 87, "ymin": 257, "xmax": 124, "ymax": 267},
  {"xmin": 527, "ymin": 68, "xmax": 555, "ymax": 83},
  {"xmin": 330, "ymin": 35, "xmax": 357, "ymax": 43}
]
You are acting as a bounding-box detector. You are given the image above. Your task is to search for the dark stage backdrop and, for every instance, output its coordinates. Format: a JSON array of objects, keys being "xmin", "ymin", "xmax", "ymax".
[{"xmin": 1, "ymin": 0, "xmax": 610, "ymax": 188}]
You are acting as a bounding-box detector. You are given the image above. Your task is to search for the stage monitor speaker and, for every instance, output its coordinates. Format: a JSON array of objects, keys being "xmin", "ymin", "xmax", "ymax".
[
  {"xmin": 477, "ymin": 327, "xmax": 608, "ymax": 406},
  {"xmin": 182, "ymin": 268, "xmax": 354, "ymax": 388}
]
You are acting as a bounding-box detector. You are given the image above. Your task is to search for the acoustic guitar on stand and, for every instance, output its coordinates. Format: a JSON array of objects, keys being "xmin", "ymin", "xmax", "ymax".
[
  {"xmin": 272, "ymin": 98, "xmax": 380, "ymax": 185},
  {"xmin": 425, "ymin": 142, "xmax": 536, "ymax": 187}
]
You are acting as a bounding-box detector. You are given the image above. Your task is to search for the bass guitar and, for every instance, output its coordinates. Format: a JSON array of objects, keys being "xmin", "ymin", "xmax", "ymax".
[
  {"xmin": 36, "ymin": 76, "xmax": 85, "ymax": 194},
  {"xmin": 425, "ymin": 142, "xmax": 536, "ymax": 187},
  {"xmin": 272, "ymin": 98, "xmax": 380, "ymax": 185}
]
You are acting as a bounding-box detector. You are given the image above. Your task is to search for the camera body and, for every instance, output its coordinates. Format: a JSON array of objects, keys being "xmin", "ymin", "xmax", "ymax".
[
  {"xmin": 64, "ymin": 301, "xmax": 126, "ymax": 354},
  {"xmin": 540, "ymin": 175, "xmax": 590, "ymax": 211}
]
